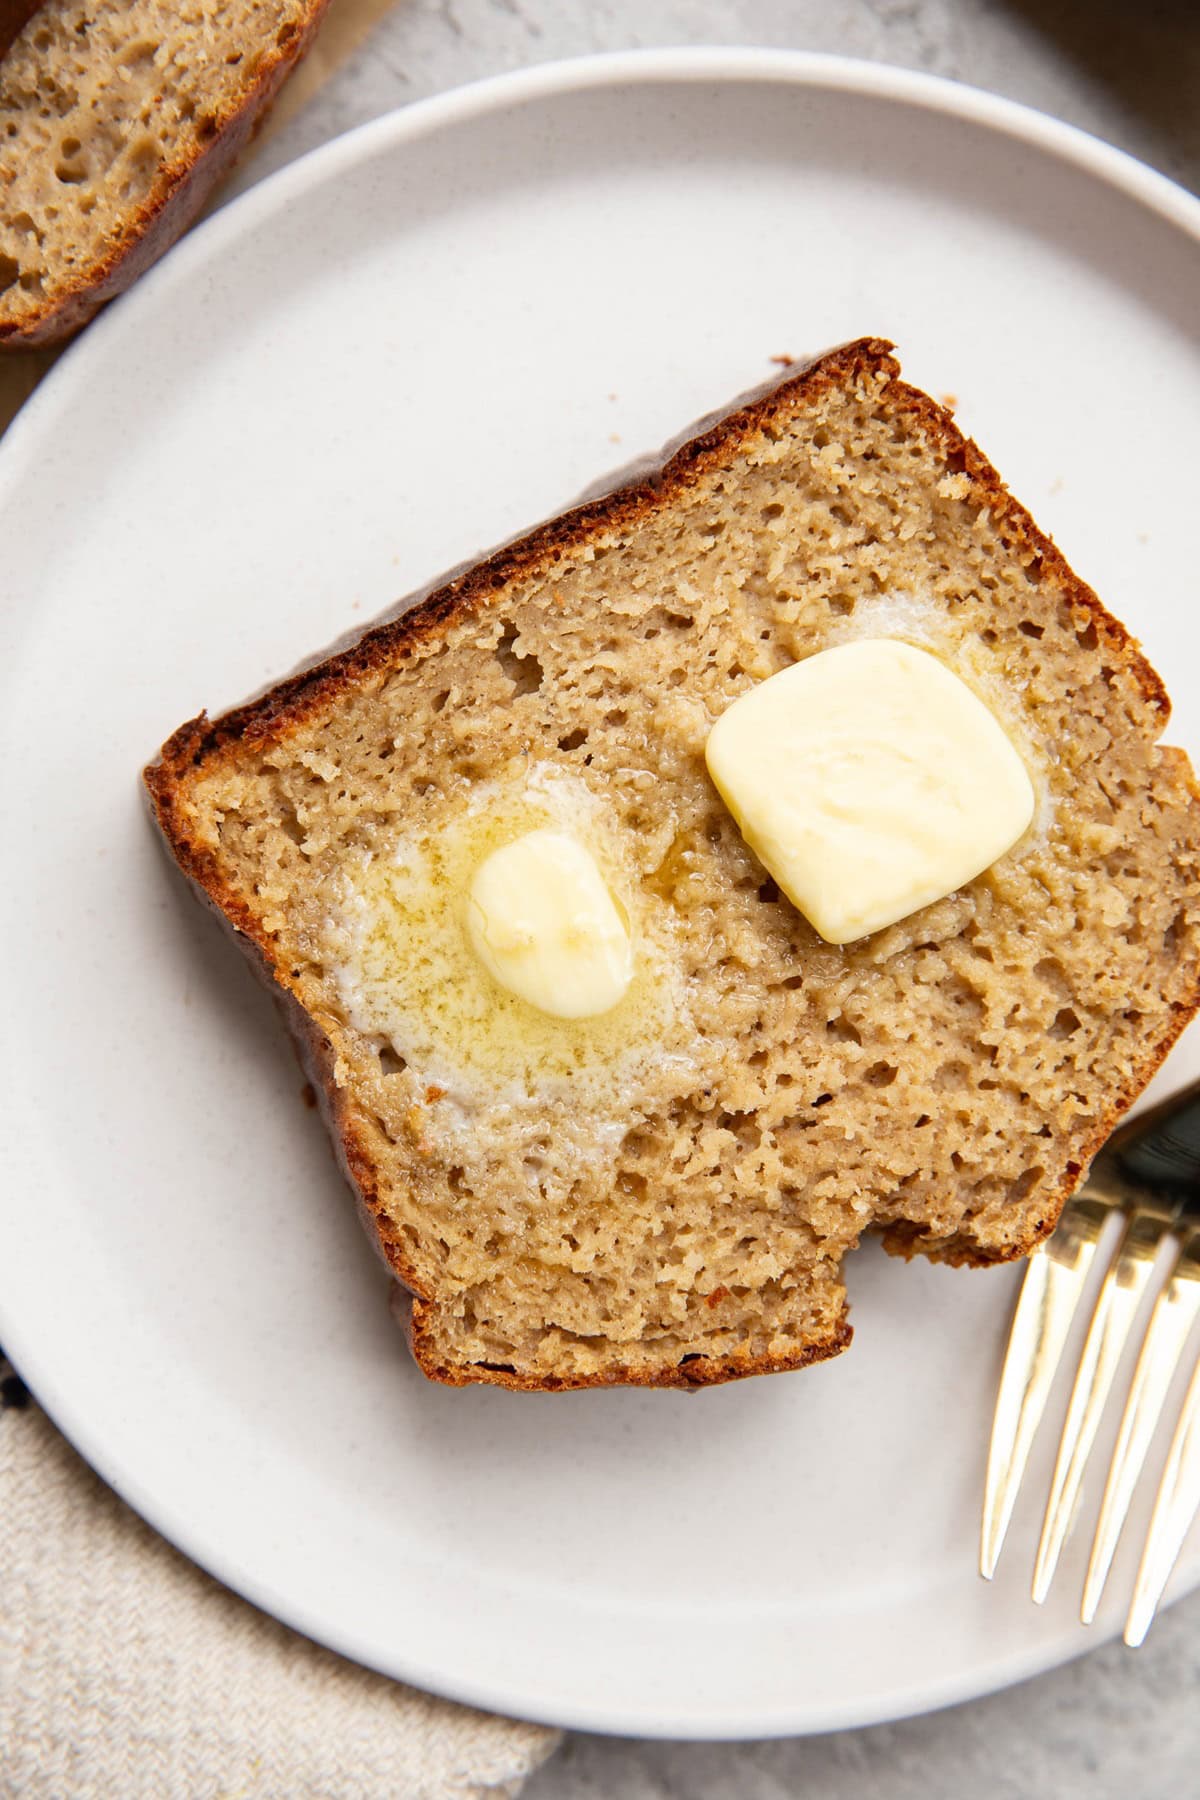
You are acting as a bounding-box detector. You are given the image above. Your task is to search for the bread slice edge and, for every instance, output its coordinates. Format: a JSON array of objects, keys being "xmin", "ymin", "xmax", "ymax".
[{"xmin": 143, "ymin": 336, "xmax": 1200, "ymax": 1388}]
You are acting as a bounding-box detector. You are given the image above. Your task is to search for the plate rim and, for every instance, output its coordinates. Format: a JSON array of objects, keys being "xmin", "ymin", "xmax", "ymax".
[
  {"xmin": 5, "ymin": 44, "xmax": 1200, "ymax": 488},
  {"xmin": 3, "ymin": 46, "xmax": 1199, "ymax": 1740}
]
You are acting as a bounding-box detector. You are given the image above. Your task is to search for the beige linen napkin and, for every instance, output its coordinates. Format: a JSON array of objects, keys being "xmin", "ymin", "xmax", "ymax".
[{"xmin": 0, "ymin": 1360, "xmax": 560, "ymax": 1798}]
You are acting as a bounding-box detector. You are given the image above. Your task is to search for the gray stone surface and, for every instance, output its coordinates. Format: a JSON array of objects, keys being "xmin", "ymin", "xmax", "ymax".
[
  {"xmin": 235, "ymin": 0, "xmax": 1200, "ymax": 199},
  {"xmin": 244, "ymin": 3, "xmax": 1200, "ymax": 1795}
]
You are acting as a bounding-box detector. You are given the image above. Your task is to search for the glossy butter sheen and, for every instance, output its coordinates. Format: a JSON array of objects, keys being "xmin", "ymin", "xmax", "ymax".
[
  {"xmin": 466, "ymin": 826, "xmax": 634, "ymax": 1019},
  {"xmin": 705, "ymin": 638, "xmax": 1036, "ymax": 944}
]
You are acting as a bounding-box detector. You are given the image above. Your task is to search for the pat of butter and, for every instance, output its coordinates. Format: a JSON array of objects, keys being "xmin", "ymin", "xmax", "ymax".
[
  {"xmin": 705, "ymin": 638, "xmax": 1035, "ymax": 944},
  {"xmin": 467, "ymin": 828, "xmax": 633, "ymax": 1019}
]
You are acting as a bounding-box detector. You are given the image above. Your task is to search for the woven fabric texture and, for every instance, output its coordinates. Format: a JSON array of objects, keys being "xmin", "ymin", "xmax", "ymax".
[{"xmin": 0, "ymin": 1363, "xmax": 559, "ymax": 1799}]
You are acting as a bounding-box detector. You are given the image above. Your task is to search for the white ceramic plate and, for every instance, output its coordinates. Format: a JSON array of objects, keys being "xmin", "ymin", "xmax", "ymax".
[{"xmin": 2, "ymin": 51, "xmax": 1199, "ymax": 1739}]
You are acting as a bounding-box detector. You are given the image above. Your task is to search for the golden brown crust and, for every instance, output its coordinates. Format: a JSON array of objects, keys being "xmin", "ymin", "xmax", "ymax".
[
  {"xmin": 0, "ymin": 1, "xmax": 332, "ymax": 349},
  {"xmin": 403, "ymin": 1295, "xmax": 853, "ymax": 1391},
  {"xmin": 148, "ymin": 336, "xmax": 1171, "ymax": 778},
  {"xmin": 0, "ymin": 0, "xmax": 42, "ymax": 58},
  {"xmin": 144, "ymin": 336, "xmax": 1199, "ymax": 1388}
]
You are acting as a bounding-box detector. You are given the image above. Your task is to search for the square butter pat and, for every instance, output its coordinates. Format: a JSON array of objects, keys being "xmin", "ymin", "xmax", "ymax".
[{"xmin": 705, "ymin": 638, "xmax": 1036, "ymax": 945}]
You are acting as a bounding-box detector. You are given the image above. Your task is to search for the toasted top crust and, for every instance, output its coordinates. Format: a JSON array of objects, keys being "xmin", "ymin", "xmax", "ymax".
[{"xmin": 146, "ymin": 340, "xmax": 1200, "ymax": 1390}]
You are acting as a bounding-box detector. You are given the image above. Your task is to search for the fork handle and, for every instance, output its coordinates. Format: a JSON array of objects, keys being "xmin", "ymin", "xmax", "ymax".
[{"xmin": 1107, "ymin": 1079, "xmax": 1200, "ymax": 1204}]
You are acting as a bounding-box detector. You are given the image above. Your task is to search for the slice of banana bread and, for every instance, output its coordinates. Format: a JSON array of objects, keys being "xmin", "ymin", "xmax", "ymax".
[
  {"xmin": 145, "ymin": 339, "xmax": 1200, "ymax": 1390},
  {"xmin": 0, "ymin": 0, "xmax": 330, "ymax": 347}
]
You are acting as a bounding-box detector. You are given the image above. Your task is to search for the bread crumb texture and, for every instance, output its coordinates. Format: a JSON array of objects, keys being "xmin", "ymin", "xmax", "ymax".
[
  {"xmin": 0, "ymin": 0, "xmax": 321, "ymax": 339},
  {"xmin": 147, "ymin": 343, "xmax": 1200, "ymax": 1389}
]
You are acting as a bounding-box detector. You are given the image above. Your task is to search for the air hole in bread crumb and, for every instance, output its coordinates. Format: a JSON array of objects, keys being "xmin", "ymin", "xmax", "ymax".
[
  {"xmin": 277, "ymin": 802, "xmax": 304, "ymax": 847},
  {"xmin": 762, "ymin": 502, "xmax": 784, "ymax": 522},
  {"xmin": 1008, "ymin": 1167, "xmax": 1044, "ymax": 1204},
  {"xmin": 1033, "ymin": 957, "xmax": 1069, "ymax": 996},
  {"xmin": 432, "ymin": 690, "xmax": 450, "ymax": 713},
  {"xmin": 558, "ymin": 727, "xmax": 588, "ymax": 752},
  {"xmin": 756, "ymin": 878, "xmax": 779, "ymax": 904},
  {"xmin": 1076, "ymin": 619, "xmax": 1099, "ymax": 652},
  {"xmin": 1018, "ymin": 619, "xmax": 1044, "ymax": 639},
  {"xmin": 494, "ymin": 623, "xmax": 543, "ymax": 694},
  {"xmin": 719, "ymin": 1111, "xmax": 761, "ymax": 1149},
  {"xmin": 378, "ymin": 1043, "xmax": 407, "ymax": 1077},
  {"xmin": 1050, "ymin": 1008, "xmax": 1081, "ymax": 1039},
  {"xmin": 827, "ymin": 1014, "xmax": 862, "ymax": 1045},
  {"xmin": 0, "ymin": 255, "xmax": 19, "ymax": 295},
  {"xmin": 865, "ymin": 1061, "xmax": 898, "ymax": 1088}
]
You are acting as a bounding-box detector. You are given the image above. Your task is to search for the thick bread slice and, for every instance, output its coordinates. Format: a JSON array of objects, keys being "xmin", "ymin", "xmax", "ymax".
[
  {"xmin": 0, "ymin": 0, "xmax": 330, "ymax": 348},
  {"xmin": 145, "ymin": 339, "xmax": 1200, "ymax": 1391}
]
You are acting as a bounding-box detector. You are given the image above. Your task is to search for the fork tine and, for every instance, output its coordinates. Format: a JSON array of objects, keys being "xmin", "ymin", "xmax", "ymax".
[
  {"xmin": 1031, "ymin": 1207, "xmax": 1173, "ymax": 1604},
  {"xmin": 1124, "ymin": 1351, "xmax": 1200, "ymax": 1646},
  {"xmin": 1082, "ymin": 1228, "xmax": 1200, "ymax": 1625},
  {"xmin": 981, "ymin": 1195, "xmax": 1115, "ymax": 1580}
]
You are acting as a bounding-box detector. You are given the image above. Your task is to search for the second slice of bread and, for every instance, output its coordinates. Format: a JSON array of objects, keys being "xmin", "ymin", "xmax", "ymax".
[
  {"xmin": 145, "ymin": 339, "xmax": 1200, "ymax": 1390},
  {"xmin": 0, "ymin": 0, "xmax": 330, "ymax": 347}
]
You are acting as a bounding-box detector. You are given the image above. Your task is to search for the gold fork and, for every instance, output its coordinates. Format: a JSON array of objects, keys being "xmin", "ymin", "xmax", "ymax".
[{"xmin": 981, "ymin": 1079, "xmax": 1200, "ymax": 1644}]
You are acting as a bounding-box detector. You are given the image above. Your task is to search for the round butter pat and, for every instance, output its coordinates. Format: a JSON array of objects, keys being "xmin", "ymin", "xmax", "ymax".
[
  {"xmin": 467, "ymin": 828, "xmax": 633, "ymax": 1019},
  {"xmin": 705, "ymin": 638, "xmax": 1036, "ymax": 945}
]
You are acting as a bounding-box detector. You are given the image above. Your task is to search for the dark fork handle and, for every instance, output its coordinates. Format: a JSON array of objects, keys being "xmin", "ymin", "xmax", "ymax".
[{"xmin": 1105, "ymin": 1079, "xmax": 1200, "ymax": 1210}]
